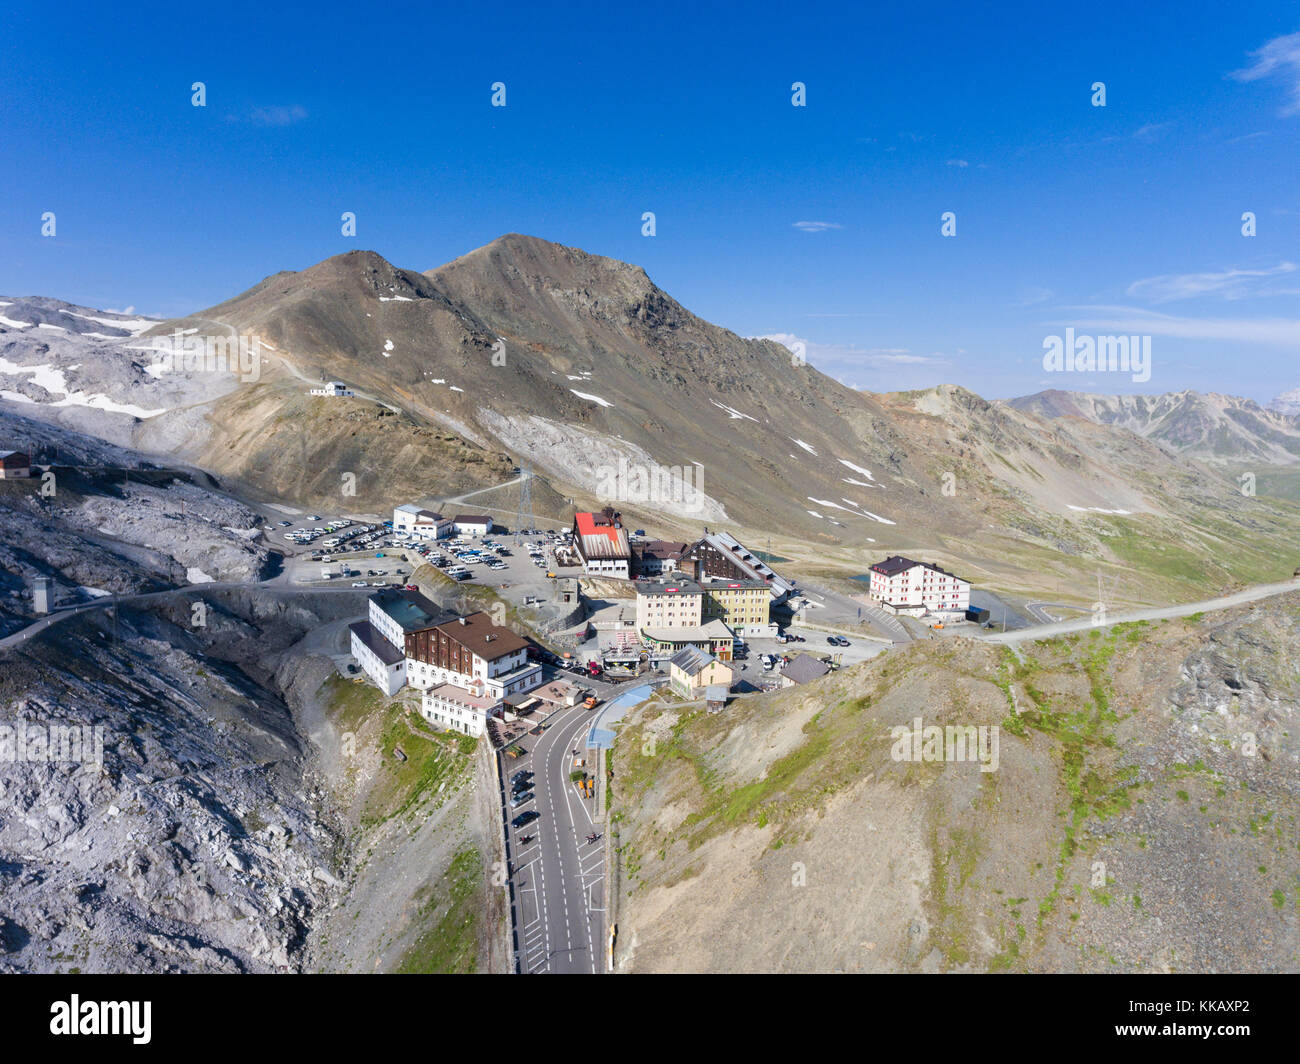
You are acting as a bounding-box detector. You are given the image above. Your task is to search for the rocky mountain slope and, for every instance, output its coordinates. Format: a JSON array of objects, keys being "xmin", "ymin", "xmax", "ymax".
[
  {"xmin": 0, "ymin": 409, "xmax": 272, "ymax": 637},
  {"xmin": 0, "ymin": 588, "xmax": 344, "ymax": 972},
  {"xmin": 0, "ymin": 577, "xmax": 504, "ymax": 974},
  {"xmin": 609, "ymin": 592, "xmax": 1300, "ymax": 973}
]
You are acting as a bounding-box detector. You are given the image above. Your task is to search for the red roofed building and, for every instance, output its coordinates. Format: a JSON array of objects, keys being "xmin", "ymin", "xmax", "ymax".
[{"xmin": 572, "ymin": 510, "xmax": 631, "ymax": 578}]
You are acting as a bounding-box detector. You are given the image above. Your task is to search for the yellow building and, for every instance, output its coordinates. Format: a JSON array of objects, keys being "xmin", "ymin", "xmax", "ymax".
[
  {"xmin": 668, "ymin": 645, "xmax": 734, "ymax": 697},
  {"xmin": 700, "ymin": 578, "xmax": 772, "ymax": 637}
]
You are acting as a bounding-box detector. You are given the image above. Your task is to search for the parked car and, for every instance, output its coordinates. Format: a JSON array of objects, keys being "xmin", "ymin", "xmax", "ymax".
[
  {"xmin": 511, "ymin": 810, "xmax": 540, "ymax": 828},
  {"xmin": 351, "ymin": 581, "xmax": 368, "ymax": 587},
  {"xmin": 510, "ymin": 770, "xmax": 533, "ymax": 785}
]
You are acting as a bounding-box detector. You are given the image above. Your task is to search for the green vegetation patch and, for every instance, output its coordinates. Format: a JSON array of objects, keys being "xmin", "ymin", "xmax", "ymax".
[{"xmin": 394, "ymin": 847, "xmax": 481, "ymax": 974}]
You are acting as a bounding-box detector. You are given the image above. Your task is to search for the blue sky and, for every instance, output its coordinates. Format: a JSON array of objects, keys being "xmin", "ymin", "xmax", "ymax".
[{"xmin": 2, "ymin": 1, "xmax": 1298, "ymax": 401}]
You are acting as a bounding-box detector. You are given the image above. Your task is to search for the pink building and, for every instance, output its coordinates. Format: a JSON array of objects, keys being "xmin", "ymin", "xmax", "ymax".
[{"xmin": 866, "ymin": 555, "xmax": 970, "ymax": 617}]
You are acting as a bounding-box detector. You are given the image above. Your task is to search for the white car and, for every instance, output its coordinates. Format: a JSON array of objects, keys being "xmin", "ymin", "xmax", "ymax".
[{"xmin": 351, "ymin": 581, "xmax": 368, "ymax": 587}]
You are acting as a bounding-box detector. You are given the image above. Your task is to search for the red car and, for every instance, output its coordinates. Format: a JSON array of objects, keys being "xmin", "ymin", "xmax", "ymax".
[{"xmin": 405, "ymin": 583, "xmax": 418, "ymax": 590}]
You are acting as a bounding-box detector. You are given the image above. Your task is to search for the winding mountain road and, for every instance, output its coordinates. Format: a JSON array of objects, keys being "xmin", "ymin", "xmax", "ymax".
[
  {"xmin": 0, "ymin": 580, "xmax": 367, "ymax": 651},
  {"xmin": 983, "ymin": 578, "xmax": 1300, "ymax": 645}
]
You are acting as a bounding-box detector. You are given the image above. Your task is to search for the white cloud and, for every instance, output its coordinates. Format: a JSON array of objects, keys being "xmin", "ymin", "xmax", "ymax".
[
  {"xmin": 1231, "ymin": 31, "xmax": 1300, "ymax": 115},
  {"xmin": 1056, "ymin": 305, "xmax": 1300, "ymax": 345},
  {"xmin": 792, "ymin": 221, "xmax": 842, "ymax": 232},
  {"xmin": 1125, "ymin": 262, "xmax": 1298, "ymax": 302},
  {"xmin": 758, "ymin": 333, "xmax": 946, "ymax": 366},
  {"xmin": 945, "ymin": 158, "xmax": 969, "ymax": 167}
]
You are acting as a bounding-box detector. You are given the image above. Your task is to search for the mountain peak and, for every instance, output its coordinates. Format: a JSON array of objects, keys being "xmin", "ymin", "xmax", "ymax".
[{"xmin": 434, "ymin": 233, "xmax": 653, "ymax": 287}]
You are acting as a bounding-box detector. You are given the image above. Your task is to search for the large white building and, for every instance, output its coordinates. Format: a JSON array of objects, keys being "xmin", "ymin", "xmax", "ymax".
[
  {"xmin": 347, "ymin": 589, "xmax": 544, "ymax": 737},
  {"xmin": 348, "ymin": 621, "xmax": 406, "ymax": 695},
  {"xmin": 393, "ymin": 504, "xmax": 451, "ymax": 539},
  {"xmin": 349, "ymin": 588, "xmax": 455, "ymax": 694},
  {"xmin": 405, "ymin": 613, "xmax": 541, "ymax": 698},
  {"xmin": 368, "ymin": 588, "xmax": 455, "ymax": 648},
  {"xmin": 866, "ymin": 555, "xmax": 970, "ymax": 617},
  {"xmin": 451, "ymin": 514, "xmax": 493, "ymax": 537},
  {"xmin": 407, "ymin": 612, "xmax": 544, "ymax": 735}
]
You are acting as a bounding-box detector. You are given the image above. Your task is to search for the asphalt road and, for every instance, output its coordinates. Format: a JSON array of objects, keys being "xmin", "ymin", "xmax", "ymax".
[
  {"xmin": 984, "ymin": 578, "xmax": 1300, "ymax": 644},
  {"xmin": 502, "ymin": 693, "xmax": 606, "ymax": 974}
]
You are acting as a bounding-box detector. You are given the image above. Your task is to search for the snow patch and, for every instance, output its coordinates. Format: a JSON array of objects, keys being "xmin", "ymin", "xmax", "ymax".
[
  {"xmin": 0, "ymin": 357, "xmax": 164, "ymax": 417},
  {"xmin": 65, "ymin": 311, "xmax": 158, "ymax": 335},
  {"xmin": 791, "ymin": 438, "xmax": 818, "ymax": 456},
  {"xmin": 570, "ymin": 390, "xmax": 613, "ymax": 407},
  {"xmin": 837, "ymin": 459, "xmax": 876, "ymax": 481},
  {"xmin": 710, "ymin": 399, "xmax": 758, "ymax": 422},
  {"xmin": 807, "ymin": 496, "xmax": 897, "ymax": 525}
]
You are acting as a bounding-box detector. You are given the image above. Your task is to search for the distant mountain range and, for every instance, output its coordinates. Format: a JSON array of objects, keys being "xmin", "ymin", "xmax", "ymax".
[
  {"xmin": 1005, "ymin": 389, "xmax": 1300, "ymax": 465},
  {"xmin": 1269, "ymin": 388, "xmax": 1300, "ymax": 418},
  {"xmin": 4, "ymin": 235, "xmax": 1300, "ymax": 602}
]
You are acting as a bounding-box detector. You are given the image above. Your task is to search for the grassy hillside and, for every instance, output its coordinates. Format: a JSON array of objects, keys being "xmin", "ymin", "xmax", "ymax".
[{"xmin": 609, "ymin": 592, "xmax": 1300, "ymax": 972}]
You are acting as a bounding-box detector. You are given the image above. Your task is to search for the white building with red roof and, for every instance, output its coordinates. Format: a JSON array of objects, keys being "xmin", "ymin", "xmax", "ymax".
[{"xmin": 572, "ymin": 510, "xmax": 631, "ymax": 578}]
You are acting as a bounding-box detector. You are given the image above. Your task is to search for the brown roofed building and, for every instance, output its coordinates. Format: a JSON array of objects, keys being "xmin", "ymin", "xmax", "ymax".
[
  {"xmin": 632, "ymin": 539, "xmax": 688, "ymax": 577},
  {"xmin": 0, "ymin": 451, "xmax": 31, "ymax": 479},
  {"xmin": 405, "ymin": 611, "xmax": 541, "ymax": 701}
]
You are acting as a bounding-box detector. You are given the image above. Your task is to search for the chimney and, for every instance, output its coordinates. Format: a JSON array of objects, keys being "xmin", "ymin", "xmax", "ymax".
[{"xmin": 458, "ymin": 616, "xmax": 467, "ymax": 626}]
